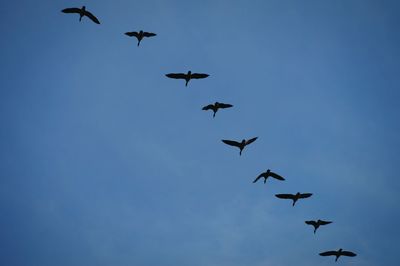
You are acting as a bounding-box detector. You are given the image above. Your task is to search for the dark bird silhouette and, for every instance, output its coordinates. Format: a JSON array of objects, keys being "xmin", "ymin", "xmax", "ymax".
[
  {"xmin": 305, "ymin": 219, "xmax": 332, "ymax": 234},
  {"xmin": 319, "ymin": 249, "xmax": 357, "ymax": 262},
  {"xmin": 125, "ymin": 30, "xmax": 156, "ymax": 46},
  {"xmin": 202, "ymin": 102, "xmax": 233, "ymax": 117},
  {"xmin": 275, "ymin": 192, "xmax": 312, "ymax": 206},
  {"xmin": 61, "ymin": 6, "xmax": 100, "ymax": 24},
  {"xmin": 166, "ymin": 71, "xmax": 209, "ymax": 86},
  {"xmin": 253, "ymin": 169, "xmax": 285, "ymax": 184},
  {"xmin": 221, "ymin": 137, "xmax": 258, "ymax": 156}
]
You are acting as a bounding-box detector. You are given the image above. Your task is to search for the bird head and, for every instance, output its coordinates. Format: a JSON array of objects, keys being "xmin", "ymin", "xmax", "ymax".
[
  {"xmin": 188, "ymin": 71, "xmax": 192, "ymax": 75},
  {"xmin": 338, "ymin": 248, "xmax": 343, "ymax": 252},
  {"xmin": 139, "ymin": 30, "xmax": 143, "ymax": 34},
  {"xmin": 82, "ymin": 6, "xmax": 86, "ymax": 10},
  {"xmin": 215, "ymin": 101, "xmax": 219, "ymax": 105}
]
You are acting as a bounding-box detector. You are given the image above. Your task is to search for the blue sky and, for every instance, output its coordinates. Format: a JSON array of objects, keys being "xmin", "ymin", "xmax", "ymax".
[{"xmin": 0, "ymin": 0, "xmax": 399, "ymax": 265}]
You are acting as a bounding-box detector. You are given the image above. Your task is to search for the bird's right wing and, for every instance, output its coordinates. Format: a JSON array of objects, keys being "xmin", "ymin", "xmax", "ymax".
[
  {"xmin": 84, "ymin": 10, "xmax": 100, "ymax": 24},
  {"xmin": 219, "ymin": 103, "xmax": 233, "ymax": 109},
  {"xmin": 190, "ymin": 73, "xmax": 209, "ymax": 79},
  {"xmin": 143, "ymin": 32, "xmax": 157, "ymax": 37},
  {"xmin": 62, "ymin": 8, "xmax": 81, "ymax": 13},
  {"xmin": 221, "ymin": 139, "xmax": 241, "ymax": 148},
  {"xmin": 275, "ymin": 194, "xmax": 295, "ymax": 200},
  {"xmin": 202, "ymin": 104, "xmax": 214, "ymax": 111},
  {"xmin": 269, "ymin": 172, "xmax": 285, "ymax": 180},
  {"xmin": 125, "ymin": 32, "xmax": 139, "ymax": 37},
  {"xmin": 253, "ymin": 173, "xmax": 264, "ymax": 183},
  {"xmin": 299, "ymin": 193, "xmax": 313, "ymax": 198},
  {"xmin": 305, "ymin": 220, "xmax": 317, "ymax": 226},
  {"xmin": 341, "ymin": 251, "xmax": 357, "ymax": 257},
  {"xmin": 245, "ymin": 137, "xmax": 258, "ymax": 145},
  {"xmin": 166, "ymin": 73, "xmax": 187, "ymax": 79},
  {"xmin": 319, "ymin": 251, "xmax": 338, "ymax": 257}
]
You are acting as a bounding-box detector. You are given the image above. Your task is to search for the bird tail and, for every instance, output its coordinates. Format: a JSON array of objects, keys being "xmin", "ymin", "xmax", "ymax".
[
  {"xmin": 213, "ymin": 112, "xmax": 216, "ymax": 118},
  {"xmin": 137, "ymin": 41, "xmax": 140, "ymax": 47},
  {"xmin": 185, "ymin": 80, "xmax": 188, "ymax": 87}
]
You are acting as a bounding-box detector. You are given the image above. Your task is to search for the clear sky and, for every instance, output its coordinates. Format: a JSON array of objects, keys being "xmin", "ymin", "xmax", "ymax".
[{"xmin": 1, "ymin": 0, "xmax": 399, "ymax": 265}]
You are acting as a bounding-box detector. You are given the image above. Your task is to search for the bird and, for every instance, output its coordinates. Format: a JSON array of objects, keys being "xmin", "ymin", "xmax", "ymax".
[
  {"xmin": 61, "ymin": 6, "xmax": 100, "ymax": 24},
  {"xmin": 275, "ymin": 192, "xmax": 312, "ymax": 206},
  {"xmin": 253, "ymin": 169, "xmax": 285, "ymax": 184},
  {"xmin": 319, "ymin": 248, "xmax": 357, "ymax": 262},
  {"xmin": 125, "ymin": 30, "xmax": 156, "ymax": 46},
  {"xmin": 305, "ymin": 219, "xmax": 332, "ymax": 234},
  {"xmin": 221, "ymin": 137, "xmax": 258, "ymax": 156},
  {"xmin": 165, "ymin": 71, "xmax": 209, "ymax": 86},
  {"xmin": 202, "ymin": 102, "xmax": 233, "ymax": 117}
]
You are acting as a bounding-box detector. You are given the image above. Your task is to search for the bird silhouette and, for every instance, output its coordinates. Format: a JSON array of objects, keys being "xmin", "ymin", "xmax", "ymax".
[
  {"xmin": 253, "ymin": 169, "xmax": 285, "ymax": 184},
  {"xmin": 319, "ymin": 249, "xmax": 357, "ymax": 262},
  {"xmin": 166, "ymin": 71, "xmax": 209, "ymax": 86},
  {"xmin": 275, "ymin": 192, "xmax": 312, "ymax": 206},
  {"xmin": 61, "ymin": 6, "xmax": 100, "ymax": 24},
  {"xmin": 125, "ymin": 30, "xmax": 156, "ymax": 46},
  {"xmin": 305, "ymin": 219, "xmax": 332, "ymax": 234},
  {"xmin": 202, "ymin": 102, "xmax": 233, "ymax": 117},
  {"xmin": 221, "ymin": 137, "xmax": 258, "ymax": 156}
]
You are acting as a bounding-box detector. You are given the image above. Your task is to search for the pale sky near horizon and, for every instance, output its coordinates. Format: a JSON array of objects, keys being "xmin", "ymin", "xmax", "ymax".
[{"xmin": 0, "ymin": 1, "xmax": 399, "ymax": 265}]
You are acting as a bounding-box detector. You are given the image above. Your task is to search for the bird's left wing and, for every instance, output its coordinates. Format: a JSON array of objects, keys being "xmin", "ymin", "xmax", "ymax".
[
  {"xmin": 342, "ymin": 251, "xmax": 357, "ymax": 257},
  {"xmin": 319, "ymin": 220, "xmax": 332, "ymax": 225},
  {"xmin": 190, "ymin": 73, "xmax": 209, "ymax": 79},
  {"xmin": 269, "ymin": 172, "xmax": 285, "ymax": 180},
  {"xmin": 299, "ymin": 193, "xmax": 313, "ymax": 198},
  {"xmin": 245, "ymin": 137, "xmax": 258, "ymax": 145},
  {"xmin": 219, "ymin": 103, "xmax": 233, "ymax": 109},
  {"xmin": 143, "ymin": 32, "xmax": 157, "ymax": 37},
  {"xmin": 84, "ymin": 10, "xmax": 100, "ymax": 24}
]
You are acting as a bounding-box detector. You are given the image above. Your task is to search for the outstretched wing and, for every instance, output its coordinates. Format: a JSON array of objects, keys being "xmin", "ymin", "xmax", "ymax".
[
  {"xmin": 222, "ymin": 139, "xmax": 241, "ymax": 148},
  {"xmin": 143, "ymin": 32, "xmax": 157, "ymax": 37},
  {"xmin": 245, "ymin": 137, "xmax": 258, "ymax": 146},
  {"xmin": 305, "ymin": 220, "xmax": 317, "ymax": 226},
  {"xmin": 62, "ymin": 8, "xmax": 81, "ymax": 14},
  {"xmin": 84, "ymin": 10, "xmax": 100, "ymax": 24},
  {"xmin": 341, "ymin": 251, "xmax": 357, "ymax": 257},
  {"xmin": 319, "ymin": 251, "xmax": 338, "ymax": 257},
  {"xmin": 218, "ymin": 103, "xmax": 233, "ymax": 109},
  {"xmin": 299, "ymin": 193, "xmax": 313, "ymax": 198},
  {"xmin": 269, "ymin": 171, "xmax": 285, "ymax": 180},
  {"xmin": 125, "ymin": 32, "xmax": 139, "ymax": 37},
  {"xmin": 275, "ymin": 194, "xmax": 295, "ymax": 200},
  {"xmin": 253, "ymin": 173, "xmax": 265, "ymax": 183},
  {"xmin": 190, "ymin": 73, "xmax": 209, "ymax": 79},
  {"xmin": 166, "ymin": 73, "xmax": 187, "ymax": 79},
  {"xmin": 319, "ymin": 220, "xmax": 332, "ymax": 225},
  {"xmin": 202, "ymin": 104, "xmax": 214, "ymax": 111}
]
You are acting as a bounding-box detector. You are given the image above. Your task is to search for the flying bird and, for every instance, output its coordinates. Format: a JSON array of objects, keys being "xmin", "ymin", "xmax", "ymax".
[
  {"xmin": 125, "ymin": 30, "xmax": 156, "ymax": 46},
  {"xmin": 165, "ymin": 71, "xmax": 209, "ymax": 86},
  {"xmin": 61, "ymin": 6, "xmax": 100, "ymax": 24},
  {"xmin": 275, "ymin": 192, "xmax": 312, "ymax": 206},
  {"xmin": 221, "ymin": 137, "xmax": 258, "ymax": 156},
  {"xmin": 319, "ymin": 249, "xmax": 357, "ymax": 262},
  {"xmin": 202, "ymin": 102, "xmax": 233, "ymax": 117},
  {"xmin": 253, "ymin": 169, "xmax": 285, "ymax": 184},
  {"xmin": 305, "ymin": 219, "xmax": 332, "ymax": 234}
]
